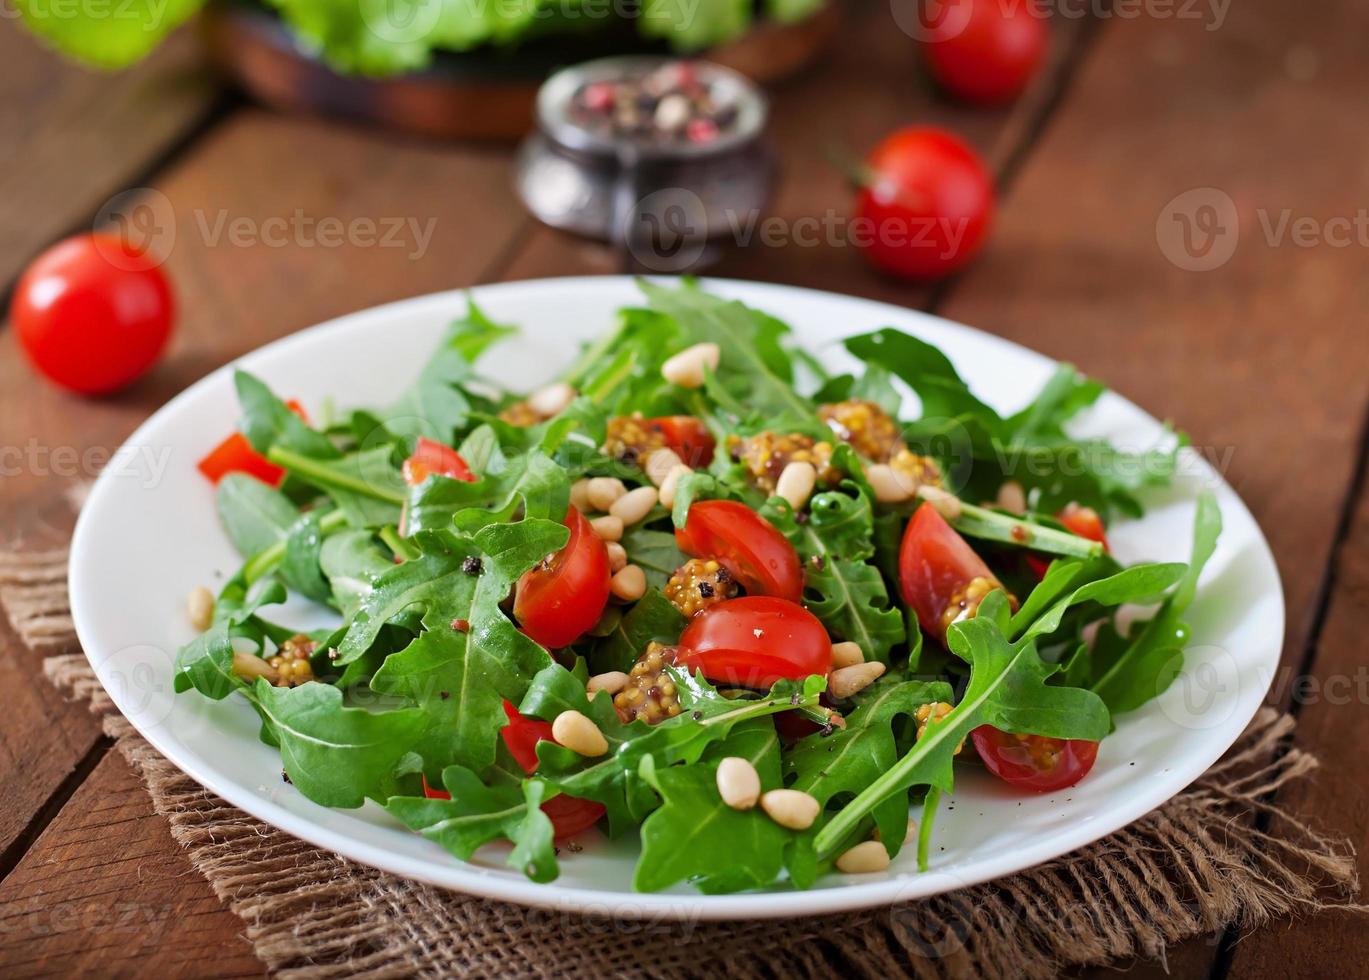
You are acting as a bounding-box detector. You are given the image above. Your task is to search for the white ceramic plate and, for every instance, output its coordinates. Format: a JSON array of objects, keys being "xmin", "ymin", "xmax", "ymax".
[{"xmin": 69, "ymin": 276, "xmax": 1282, "ymax": 921}]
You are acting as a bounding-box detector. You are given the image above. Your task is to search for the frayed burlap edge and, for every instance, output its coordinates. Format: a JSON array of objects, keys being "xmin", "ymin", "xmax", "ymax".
[{"xmin": 11, "ymin": 548, "xmax": 1367, "ymax": 979}]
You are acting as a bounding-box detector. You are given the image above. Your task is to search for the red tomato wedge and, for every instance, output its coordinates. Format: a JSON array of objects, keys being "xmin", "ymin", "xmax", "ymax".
[
  {"xmin": 197, "ymin": 400, "xmax": 308, "ymax": 487},
  {"xmin": 514, "ymin": 507, "xmax": 611, "ymax": 649},
  {"xmin": 402, "ymin": 437, "xmax": 475, "ymax": 486},
  {"xmin": 422, "ymin": 700, "xmax": 605, "ymax": 840},
  {"xmin": 971, "ymin": 726, "xmax": 1099, "ymax": 793},
  {"xmin": 676, "ymin": 596, "xmax": 829, "ymax": 690},
  {"xmin": 1026, "ymin": 503, "xmax": 1110, "ymax": 579},
  {"xmin": 645, "ymin": 415, "xmax": 715, "ymax": 467},
  {"xmin": 675, "ymin": 500, "xmax": 804, "ymax": 603},
  {"xmin": 898, "ymin": 501, "xmax": 997, "ymax": 645}
]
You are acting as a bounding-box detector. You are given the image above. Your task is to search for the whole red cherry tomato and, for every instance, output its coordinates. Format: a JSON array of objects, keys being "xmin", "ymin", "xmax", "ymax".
[
  {"xmin": 644, "ymin": 416, "xmax": 715, "ymax": 467},
  {"xmin": 12, "ymin": 234, "xmax": 174, "ymax": 395},
  {"xmin": 676, "ymin": 596, "xmax": 830, "ymax": 689},
  {"xmin": 675, "ymin": 500, "xmax": 803, "ymax": 603},
  {"xmin": 1026, "ymin": 503, "xmax": 1110, "ymax": 579},
  {"xmin": 971, "ymin": 726, "xmax": 1099, "ymax": 792},
  {"xmin": 402, "ymin": 437, "xmax": 475, "ymax": 486},
  {"xmin": 899, "ymin": 501, "xmax": 999, "ymax": 645},
  {"xmin": 920, "ymin": 0, "xmax": 1048, "ymax": 107},
  {"xmin": 423, "ymin": 700, "xmax": 605, "ymax": 839},
  {"xmin": 853, "ymin": 128, "xmax": 993, "ymax": 281},
  {"xmin": 514, "ymin": 507, "xmax": 611, "ymax": 649}
]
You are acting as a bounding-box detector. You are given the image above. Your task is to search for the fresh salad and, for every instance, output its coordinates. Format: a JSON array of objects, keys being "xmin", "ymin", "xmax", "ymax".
[{"xmin": 176, "ymin": 280, "xmax": 1220, "ymax": 892}]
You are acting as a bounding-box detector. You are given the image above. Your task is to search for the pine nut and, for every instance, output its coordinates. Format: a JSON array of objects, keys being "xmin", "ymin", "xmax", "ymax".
[
  {"xmin": 528, "ymin": 381, "xmax": 576, "ymax": 418},
  {"xmin": 760, "ymin": 789, "xmax": 821, "ymax": 830},
  {"xmin": 610, "ymin": 486, "xmax": 658, "ymax": 526},
  {"xmin": 658, "ymin": 463, "xmax": 693, "ymax": 509},
  {"xmin": 776, "ymin": 461, "xmax": 818, "ymax": 511},
  {"xmin": 996, "ymin": 480, "xmax": 1026, "ymax": 515},
  {"xmin": 829, "ymin": 661, "xmax": 886, "ymax": 699},
  {"xmin": 835, "ymin": 840, "xmax": 891, "ymax": 874},
  {"xmin": 831, "ymin": 641, "xmax": 864, "ymax": 669},
  {"xmin": 187, "ymin": 586, "xmax": 214, "ymax": 632},
  {"xmin": 865, "ymin": 463, "xmax": 915, "ymax": 504},
  {"xmin": 587, "ymin": 476, "xmax": 627, "ymax": 512},
  {"xmin": 590, "ymin": 515, "xmax": 624, "ymax": 542},
  {"xmin": 661, "ymin": 342, "xmax": 721, "ymax": 389},
  {"xmin": 605, "ymin": 541, "xmax": 628, "ymax": 572},
  {"xmin": 232, "ymin": 650, "xmax": 278, "ymax": 684},
  {"xmin": 715, "ymin": 757, "xmax": 761, "ymax": 811},
  {"xmin": 918, "ymin": 485, "xmax": 963, "ymax": 521},
  {"xmin": 645, "ymin": 448, "xmax": 685, "ymax": 486},
  {"xmin": 569, "ymin": 478, "xmax": 593, "ymax": 513},
  {"xmin": 610, "ymin": 564, "xmax": 647, "ymax": 601},
  {"xmin": 587, "ymin": 671, "xmax": 629, "ymax": 697},
  {"xmin": 552, "ymin": 710, "xmax": 608, "ymax": 756}
]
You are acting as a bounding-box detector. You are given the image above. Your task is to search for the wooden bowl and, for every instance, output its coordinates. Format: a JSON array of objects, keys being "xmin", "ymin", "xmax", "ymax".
[{"xmin": 198, "ymin": 1, "xmax": 841, "ymax": 141}]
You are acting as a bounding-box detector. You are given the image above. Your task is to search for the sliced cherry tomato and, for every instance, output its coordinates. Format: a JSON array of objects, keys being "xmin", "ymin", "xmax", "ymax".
[
  {"xmin": 898, "ymin": 501, "xmax": 997, "ymax": 645},
  {"xmin": 644, "ymin": 416, "xmax": 715, "ymax": 467},
  {"xmin": 971, "ymin": 726, "xmax": 1099, "ymax": 793},
  {"xmin": 197, "ymin": 400, "xmax": 308, "ymax": 486},
  {"xmin": 402, "ymin": 437, "xmax": 475, "ymax": 486},
  {"xmin": 675, "ymin": 500, "xmax": 803, "ymax": 603},
  {"xmin": 420, "ymin": 701, "xmax": 606, "ymax": 840},
  {"xmin": 920, "ymin": 0, "xmax": 1048, "ymax": 107},
  {"xmin": 514, "ymin": 507, "xmax": 611, "ymax": 649},
  {"xmin": 12, "ymin": 234, "xmax": 175, "ymax": 395},
  {"xmin": 853, "ymin": 127, "xmax": 994, "ymax": 281},
  {"xmin": 1026, "ymin": 503, "xmax": 1110, "ymax": 579},
  {"xmin": 677, "ymin": 596, "xmax": 829, "ymax": 690}
]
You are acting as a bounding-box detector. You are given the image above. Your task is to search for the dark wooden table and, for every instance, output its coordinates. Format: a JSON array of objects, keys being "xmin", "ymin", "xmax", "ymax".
[{"xmin": 2, "ymin": 1, "xmax": 1367, "ymax": 975}]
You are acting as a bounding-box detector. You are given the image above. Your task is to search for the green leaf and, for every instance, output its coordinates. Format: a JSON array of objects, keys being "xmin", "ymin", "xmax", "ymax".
[
  {"xmin": 280, "ymin": 511, "xmax": 334, "ymax": 604},
  {"xmin": 814, "ymin": 615, "xmax": 1110, "ymax": 855},
  {"xmin": 405, "ymin": 450, "xmax": 568, "ymax": 535},
  {"xmin": 620, "ymin": 526, "xmax": 688, "ymax": 589},
  {"xmin": 590, "ymin": 589, "xmax": 686, "ymax": 674},
  {"xmin": 235, "ymin": 371, "xmax": 337, "ymax": 458},
  {"xmin": 216, "ymin": 474, "xmax": 300, "ymax": 558},
  {"xmin": 638, "ymin": 0, "xmax": 752, "ymax": 50},
  {"xmin": 1014, "ymin": 561, "xmax": 1188, "ymax": 644},
  {"xmin": 173, "ymin": 576, "xmax": 288, "ymax": 699},
  {"xmin": 319, "ymin": 529, "xmax": 394, "ymax": 618},
  {"xmin": 634, "ymin": 720, "xmax": 790, "ymax": 893},
  {"xmin": 761, "ymin": 487, "xmax": 905, "ymax": 663},
  {"xmin": 385, "ymin": 768, "xmax": 558, "ymax": 882},
  {"xmin": 268, "ymin": 446, "xmax": 407, "ymax": 528},
  {"xmin": 845, "ymin": 328, "xmax": 999, "ymax": 425},
  {"xmin": 15, "ymin": 0, "xmax": 203, "ymax": 69},
  {"xmin": 246, "ymin": 680, "xmax": 426, "ymax": 808}
]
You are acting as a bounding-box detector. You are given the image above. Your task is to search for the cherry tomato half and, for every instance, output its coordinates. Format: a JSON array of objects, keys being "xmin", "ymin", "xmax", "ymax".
[
  {"xmin": 675, "ymin": 500, "xmax": 803, "ymax": 603},
  {"xmin": 921, "ymin": 0, "xmax": 1048, "ymax": 107},
  {"xmin": 197, "ymin": 400, "xmax": 308, "ymax": 487},
  {"xmin": 514, "ymin": 506, "xmax": 611, "ymax": 649},
  {"xmin": 12, "ymin": 234, "xmax": 175, "ymax": 395},
  {"xmin": 645, "ymin": 416, "xmax": 715, "ymax": 467},
  {"xmin": 422, "ymin": 700, "xmax": 606, "ymax": 840},
  {"xmin": 971, "ymin": 726, "xmax": 1099, "ymax": 793},
  {"xmin": 1026, "ymin": 503, "xmax": 1110, "ymax": 579},
  {"xmin": 853, "ymin": 128, "xmax": 994, "ymax": 281},
  {"xmin": 677, "ymin": 596, "xmax": 829, "ymax": 690},
  {"xmin": 402, "ymin": 437, "xmax": 475, "ymax": 486},
  {"xmin": 899, "ymin": 501, "xmax": 997, "ymax": 645}
]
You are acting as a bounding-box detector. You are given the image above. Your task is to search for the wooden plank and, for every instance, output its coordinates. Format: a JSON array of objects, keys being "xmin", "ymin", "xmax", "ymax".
[
  {"xmin": 501, "ymin": 0, "xmax": 1094, "ymax": 295},
  {"xmin": 0, "ymin": 29, "xmax": 221, "ymax": 292},
  {"xmin": 0, "ymin": 749, "xmax": 264, "ymax": 978}
]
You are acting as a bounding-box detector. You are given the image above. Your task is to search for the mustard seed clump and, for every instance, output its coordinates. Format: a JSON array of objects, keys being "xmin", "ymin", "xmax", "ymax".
[
  {"xmin": 267, "ymin": 633, "xmax": 316, "ymax": 687},
  {"xmin": 613, "ymin": 642, "xmax": 684, "ymax": 725},
  {"xmin": 664, "ymin": 558, "xmax": 740, "ymax": 618},
  {"xmin": 727, "ymin": 431, "xmax": 839, "ymax": 495},
  {"xmin": 818, "ymin": 398, "xmax": 904, "ymax": 462}
]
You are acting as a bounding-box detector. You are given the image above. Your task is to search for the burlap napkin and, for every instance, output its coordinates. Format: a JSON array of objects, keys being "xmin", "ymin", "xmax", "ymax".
[{"xmin": 3, "ymin": 546, "xmax": 1362, "ymax": 979}]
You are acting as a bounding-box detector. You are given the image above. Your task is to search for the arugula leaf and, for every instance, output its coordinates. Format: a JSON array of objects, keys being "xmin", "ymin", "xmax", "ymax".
[
  {"xmin": 1014, "ymin": 561, "xmax": 1187, "ymax": 643},
  {"xmin": 319, "ymin": 529, "xmax": 394, "ymax": 618},
  {"xmin": 620, "ymin": 526, "xmax": 688, "ymax": 589},
  {"xmin": 267, "ymin": 445, "xmax": 406, "ymax": 527},
  {"xmin": 405, "ymin": 449, "xmax": 568, "ymax": 535},
  {"xmin": 280, "ymin": 511, "xmax": 334, "ymax": 604},
  {"xmin": 216, "ymin": 474, "xmax": 300, "ymax": 558},
  {"xmin": 173, "ymin": 576, "xmax": 288, "ymax": 699},
  {"xmin": 385, "ymin": 768, "xmax": 558, "ymax": 882},
  {"xmin": 14, "ymin": 0, "xmax": 202, "ymax": 69},
  {"xmin": 590, "ymin": 589, "xmax": 686, "ymax": 674},
  {"xmin": 235, "ymin": 371, "xmax": 337, "ymax": 459},
  {"xmin": 785, "ymin": 678, "xmax": 953, "ymax": 857},
  {"xmin": 814, "ymin": 614, "xmax": 1110, "ymax": 855},
  {"xmin": 634, "ymin": 720, "xmax": 789, "ymax": 893},
  {"xmin": 1089, "ymin": 491, "xmax": 1222, "ymax": 713},
  {"xmin": 246, "ymin": 679, "xmax": 425, "ymax": 808},
  {"xmin": 761, "ymin": 487, "xmax": 905, "ymax": 663}
]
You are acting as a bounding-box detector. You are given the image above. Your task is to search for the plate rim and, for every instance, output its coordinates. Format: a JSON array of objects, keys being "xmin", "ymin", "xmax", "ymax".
[{"xmin": 69, "ymin": 274, "xmax": 1284, "ymax": 920}]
